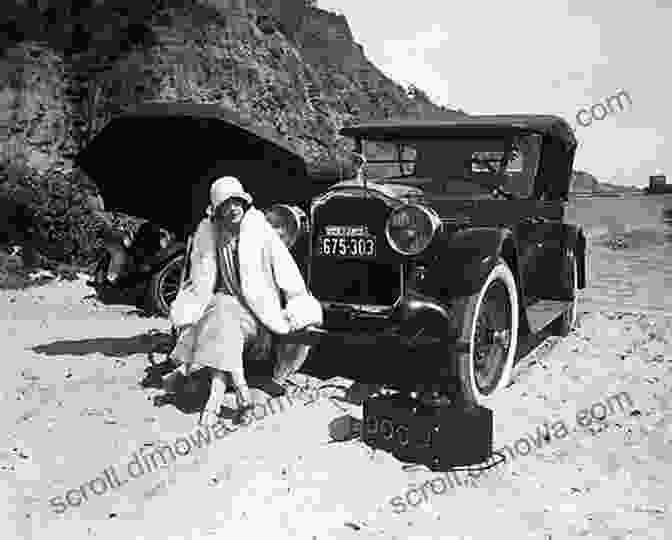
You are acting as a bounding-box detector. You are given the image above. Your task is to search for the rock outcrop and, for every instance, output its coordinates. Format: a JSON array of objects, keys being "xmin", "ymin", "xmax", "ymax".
[
  {"xmin": 1, "ymin": 1, "xmax": 464, "ymax": 264},
  {"xmin": 2, "ymin": 1, "xmax": 460, "ymax": 178}
]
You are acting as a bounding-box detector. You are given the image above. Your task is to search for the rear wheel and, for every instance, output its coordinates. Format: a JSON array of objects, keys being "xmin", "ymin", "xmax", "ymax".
[
  {"xmin": 147, "ymin": 254, "xmax": 185, "ymax": 317},
  {"xmin": 454, "ymin": 258, "xmax": 519, "ymax": 405}
]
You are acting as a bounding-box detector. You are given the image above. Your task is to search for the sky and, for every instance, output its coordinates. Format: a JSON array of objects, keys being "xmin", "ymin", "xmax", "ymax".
[{"xmin": 317, "ymin": 0, "xmax": 671, "ymax": 187}]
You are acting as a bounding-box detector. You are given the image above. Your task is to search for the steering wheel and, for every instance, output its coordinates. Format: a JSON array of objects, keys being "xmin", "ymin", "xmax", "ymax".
[{"xmin": 465, "ymin": 158, "xmax": 515, "ymax": 199}]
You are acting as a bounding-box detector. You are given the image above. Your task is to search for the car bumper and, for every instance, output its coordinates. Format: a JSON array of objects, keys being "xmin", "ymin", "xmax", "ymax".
[
  {"xmin": 279, "ymin": 325, "xmax": 468, "ymax": 351},
  {"xmin": 277, "ymin": 292, "xmax": 470, "ymax": 353}
]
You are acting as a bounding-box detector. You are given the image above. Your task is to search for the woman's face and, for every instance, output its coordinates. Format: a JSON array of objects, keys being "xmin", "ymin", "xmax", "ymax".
[{"xmin": 213, "ymin": 198, "xmax": 246, "ymax": 228}]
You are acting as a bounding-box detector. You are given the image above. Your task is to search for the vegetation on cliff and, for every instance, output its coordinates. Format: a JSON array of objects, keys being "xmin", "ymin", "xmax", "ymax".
[
  {"xmin": 1, "ymin": 0, "xmax": 461, "ymax": 273},
  {"xmin": 2, "ymin": 0, "xmax": 618, "ymax": 284}
]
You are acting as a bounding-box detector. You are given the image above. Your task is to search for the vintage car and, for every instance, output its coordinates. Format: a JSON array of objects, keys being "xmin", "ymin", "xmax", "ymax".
[
  {"xmin": 273, "ymin": 114, "xmax": 587, "ymax": 406},
  {"xmin": 81, "ymin": 109, "xmax": 586, "ymax": 466},
  {"xmin": 81, "ymin": 107, "xmax": 586, "ymax": 408},
  {"xmin": 76, "ymin": 102, "xmax": 327, "ymax": 316}
]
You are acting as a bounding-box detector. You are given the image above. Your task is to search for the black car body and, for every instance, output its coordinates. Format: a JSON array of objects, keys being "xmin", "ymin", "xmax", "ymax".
[{"xmin": 278, "ymin": 115, "xmax": 586, "ymax": 404}]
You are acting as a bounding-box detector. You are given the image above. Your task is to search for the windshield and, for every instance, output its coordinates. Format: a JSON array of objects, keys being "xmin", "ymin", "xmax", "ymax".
[{"xmin": 361, "ymin": 134, "xmax": 542, "ymax": 198}]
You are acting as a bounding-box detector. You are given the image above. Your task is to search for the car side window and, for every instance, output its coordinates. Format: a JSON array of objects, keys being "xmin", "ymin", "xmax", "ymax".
[
  {"xmin": 470, "ymin": 134, "xmax": 541, "ymax": 198},
  {"xmin": 506, "ymin": 134, "xmax": 541, "ymax": 198}
]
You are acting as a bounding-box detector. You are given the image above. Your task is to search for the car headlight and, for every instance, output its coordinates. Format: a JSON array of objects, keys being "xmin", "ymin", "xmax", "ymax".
[
  {"xmin": 385, "ymin": 204, "xmax": 441, "ymax": 256},
  {"xmin": 103, "ymin": 230, "xmax": 131, "ymax": 251},
  {"xmin": 159, "ymin": 228, "xmax": 173, "ymax": 250},
  {"xmin": 265, "ymin": 204, "xmax": 308, "ymax": 248}
]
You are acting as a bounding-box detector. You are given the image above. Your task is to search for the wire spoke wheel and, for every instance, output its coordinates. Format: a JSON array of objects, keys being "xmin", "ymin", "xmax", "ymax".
[
  {"xmin": 148, "ymin": 254, "xmax": 185, "ymax": 317},
  {"xmin": 161, "ymin": 267, "xmax": 181, "ymax": 300},
  {"xmin": 455, "ymin": 258, "xmax": 519, "ymax": 404},
  {"xmin": 473, "ymin": 289, "xmax": 512, "ymax": 392}
]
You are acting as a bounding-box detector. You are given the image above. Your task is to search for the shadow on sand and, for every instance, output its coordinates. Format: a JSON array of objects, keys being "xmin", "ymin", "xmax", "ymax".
[
  {"xmin": 32, "ymin": 328, "xmax": 285, "ymax": 414},
  {"xmin": 31, "ymin": 316, "xmax": 562, "ymax": 430},
  {"xmin": 83, "ymin": 280, "xmax": 156, "ymax": 316},
  {"xmin": 32, "ymin": 333, "xmax": 165, "ymax": 358}
]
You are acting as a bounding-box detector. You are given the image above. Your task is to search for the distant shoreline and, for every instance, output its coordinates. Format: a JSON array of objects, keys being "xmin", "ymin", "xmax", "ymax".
[
  {"xmin": 569, "ymin": 191, "xmax": 645, "ymax": 198},
  {"xmin": 570, "ymin": 192, "xmax": 625, "ymax": 198}
]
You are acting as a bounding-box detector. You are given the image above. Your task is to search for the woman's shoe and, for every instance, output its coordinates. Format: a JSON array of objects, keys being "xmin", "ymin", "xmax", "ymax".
[
  {"xmin": 233, "ymin": 385, "xmax": 255, "ymax": 426},
  {"xmin": 199, "ymin": 405, "xmax": 224, "ymax": 426},
  {"xmin": 234, "ymin": 403, "xmax": 255, "ymax": 426}
]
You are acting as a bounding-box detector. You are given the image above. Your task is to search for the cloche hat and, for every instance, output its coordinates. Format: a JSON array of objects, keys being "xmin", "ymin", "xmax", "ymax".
[{"xmin": 206, "ymin": 176, "xmax": 253, "ymax": 217}]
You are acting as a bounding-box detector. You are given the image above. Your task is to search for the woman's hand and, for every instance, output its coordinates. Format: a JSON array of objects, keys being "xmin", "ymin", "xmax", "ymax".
[
  {"xmin": 174, "ymin": 324, "xmax": 192, "ymax": 339},
  {"xmin": 283, "ymin": 310, "xmax": 299, "ymax": 333}
]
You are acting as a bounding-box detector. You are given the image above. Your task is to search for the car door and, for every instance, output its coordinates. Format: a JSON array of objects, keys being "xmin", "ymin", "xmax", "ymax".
[
  {"xmin": 515, "ymin": 215, "xmax": 564, "ymax": 304},
  {"xmin": 514, "ymin": 200, "xmax": 569, "ymax": 332}
]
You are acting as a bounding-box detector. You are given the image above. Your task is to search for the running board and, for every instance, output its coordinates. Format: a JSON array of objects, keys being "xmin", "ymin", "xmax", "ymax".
[{"xmin": 525, "ymin": 300, "xmax": 572, "ymax": 334}]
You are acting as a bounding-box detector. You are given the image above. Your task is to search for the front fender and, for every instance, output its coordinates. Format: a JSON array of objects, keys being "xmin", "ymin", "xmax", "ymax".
[
  {"xmin": 422, "ymin": 227, "xmax": 512, "ymax": 299},
  {"xmin": 393, "ymin": 289, "xmax": 453, "ymax": 338}
]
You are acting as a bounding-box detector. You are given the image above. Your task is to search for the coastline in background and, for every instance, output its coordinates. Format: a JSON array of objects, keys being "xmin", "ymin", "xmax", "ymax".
[{"xmin": 566, "ymin": 193, "xmax": 672, "ymax": 315}]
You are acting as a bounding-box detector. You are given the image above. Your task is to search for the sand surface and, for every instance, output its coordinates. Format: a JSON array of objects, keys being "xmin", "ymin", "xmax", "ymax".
[{"xmin": 1, "ymin": 278, "xmax": 671, "ymax": 540}]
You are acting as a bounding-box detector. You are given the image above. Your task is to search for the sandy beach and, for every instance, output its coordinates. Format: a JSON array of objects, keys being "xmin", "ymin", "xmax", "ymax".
[{"xmin": 1, "ymin": 276, "xmax": 670, "ymax": 540}]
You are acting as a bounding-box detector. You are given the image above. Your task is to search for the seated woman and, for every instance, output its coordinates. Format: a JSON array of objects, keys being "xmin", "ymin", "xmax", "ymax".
[{"xmin": 169, "ymin": 177, "xmax": 322, "ymax": 426}]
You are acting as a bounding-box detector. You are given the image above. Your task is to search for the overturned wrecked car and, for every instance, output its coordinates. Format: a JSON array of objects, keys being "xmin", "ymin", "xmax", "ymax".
[{"xmin": 76, "ymin": 102, "xmax": 325, "ymax": 316}]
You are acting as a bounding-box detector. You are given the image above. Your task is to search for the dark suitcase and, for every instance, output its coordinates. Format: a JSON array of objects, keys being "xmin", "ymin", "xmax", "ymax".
[{"xmin": 362, "ymin": 394, "xmax": 493, "ymax": 470}]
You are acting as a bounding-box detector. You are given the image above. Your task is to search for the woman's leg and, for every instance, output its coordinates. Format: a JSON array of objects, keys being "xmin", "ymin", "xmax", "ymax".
[
  {"xmin": 192, "ymin": 294, "xmax": 266, "ymax": 423},
  {"xmin": 205, "ymin": 370, "xmax": 229, "ymax": 417},
  {"xmin": 228, "ymin": 367, "xmax": 254, "ymax": 425},
  {"xmin": 230, "ymin": 303, "xmax": 263, "ymax": 424},
  {"xmin": 192, "ymin": 295, "xmax": 248, "ymax": 421}
]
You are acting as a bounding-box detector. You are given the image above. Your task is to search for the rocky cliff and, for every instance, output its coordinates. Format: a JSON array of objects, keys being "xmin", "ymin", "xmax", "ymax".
[
  {"xmin": 1, "ymin": 0, "xmax": 463, "ymax": 266},
  {"xmin": 1, "ymin": 0, "xmax": 460, "ymax": 179}
]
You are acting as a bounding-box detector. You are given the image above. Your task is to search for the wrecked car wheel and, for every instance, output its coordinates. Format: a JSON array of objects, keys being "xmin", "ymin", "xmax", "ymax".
[
  {"xmin": 147, "ymin": 254, "xmax": 184, "ymax": 317},
  {"xmin": 455, "ymin": 258, "xmax": 519, "ymax": 404}
]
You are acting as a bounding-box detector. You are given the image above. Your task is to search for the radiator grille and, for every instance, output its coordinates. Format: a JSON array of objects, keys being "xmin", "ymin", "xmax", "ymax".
[{"xmin": 309, "ymin": 194, "xmax": 402, "ymax": 306}]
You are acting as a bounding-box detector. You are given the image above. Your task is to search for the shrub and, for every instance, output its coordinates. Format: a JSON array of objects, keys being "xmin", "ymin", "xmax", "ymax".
[{"xmin": 0, "ymin": 162, "xmax": 142, "ymax": 268}]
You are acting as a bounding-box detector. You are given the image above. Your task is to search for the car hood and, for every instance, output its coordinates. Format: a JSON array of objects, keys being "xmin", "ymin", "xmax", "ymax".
[{"xmin": 325, "ymin": 178, "xmax": 425, "ymax": 202}]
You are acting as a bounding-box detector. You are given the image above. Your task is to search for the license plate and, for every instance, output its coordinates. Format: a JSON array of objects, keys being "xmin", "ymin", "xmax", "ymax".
[{"xmin": 317, "ymin": 225, "xmax": 376, "ymax": 258}]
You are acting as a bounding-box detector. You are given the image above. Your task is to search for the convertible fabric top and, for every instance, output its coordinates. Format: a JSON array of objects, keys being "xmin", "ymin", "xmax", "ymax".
[
  {"xmin": 340, "ymin": 114, "xmax": 577, "ymax": 149},
  {"xmin": 119, "ymin": 102, "xmax": 304, "ymax": 158},
  {"xmin": 76, "ymin": 102, "xmax": 324, "ymax": 236}
]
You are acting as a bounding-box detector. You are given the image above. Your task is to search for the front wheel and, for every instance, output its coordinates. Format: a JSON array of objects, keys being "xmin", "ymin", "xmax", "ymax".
[
  {"xmin": 454, "ymin": 258, "xmax": 520, "ymax": 405},
  {"xmin": 147, "ymin": 254, "xmax": 185, "ymax": 317}
]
